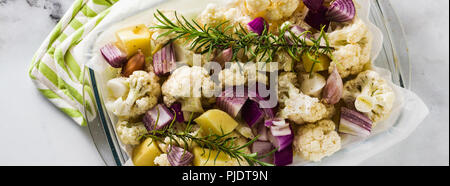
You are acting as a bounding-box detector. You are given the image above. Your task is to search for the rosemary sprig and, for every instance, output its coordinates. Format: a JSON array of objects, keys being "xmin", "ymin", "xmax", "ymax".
[
  {"xmin": 141, "ymin": 114, "xmax": 276, "ymax": 166},
  {"xmin": 151, "ymin": 10, "xmax": 334, "ymax": 66}
]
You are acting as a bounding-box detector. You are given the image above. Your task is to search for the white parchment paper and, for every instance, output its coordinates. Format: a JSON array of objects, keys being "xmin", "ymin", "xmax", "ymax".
[{"xmin": 76, "ymin": 0, "xmax": 429, "ymax": 166}]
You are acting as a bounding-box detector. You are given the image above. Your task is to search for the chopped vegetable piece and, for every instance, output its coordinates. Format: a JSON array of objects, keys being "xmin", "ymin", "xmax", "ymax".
[
  {"xmin": 284, "ymin": 25, "xmax": 313, "ymax": 45},
  {"xmin": 249, "ymin": 95, "xmax": 278, "ymax": 119},
  {"xmin": 323, "ymin": 64, "xmax": 344, "ymax": 105},
  {"xmin": 115, "ymin": 24, "xmax": 151, "ymax": 57},
  {"xmin": 122, "ymin": 50, "xmax": 146, "ymax": 77},
  {"xmin": 256, "ymin": 122, "xmax": 269, "ymax": 141},
  {"xmin": 269, "ymin": 119, "xmax": 291, "ymax": 137},
  {"xmin": 194, "ymin": 109, "xmax": 239, "ymax": 135},
  {"xmin": 192, "ymin": 147, "xmax": 238, "ymax": 166},
  {"xmin": 265, "ymin": 118, "xmax": 287, "ymax": 127},
  {"xmin": 217, "ymin": 86, "xmax": 248, "ymax": 117},
  {"xmin": 167, "ymin": 145, "xmax": 194, "ymax": 166},
  {"xmin": 339, "ymin": 107, "xmax": 373, "ymax": 137},
  {"xmin": 271, "ymin": 125, "xmax": 291, "ymax": 137},
  {"xmin": 274, "ymin": 143, "xmax": 293, "ymax": 166},
  {"xmin": 300, "ymin": 73, "xmax": 327, "ymax": 97},
  {"xmin": 302, "ymin": 51, "xmax": 331, "ymax": 73},
  {"xmin": 326, "ymin": 0, "xmax": 356, "ymax": 22},
  {"xmin": 170, "ymin": 102, "xmax": 185, "ymax": 123},
  {"xmin": 251, "ymin": 141, "xmax": 274, "ymax": 164},
  {"xmin": 214, "ymin": 48, "xmax": 233, "ymax": 68},
  {"xmin": 143, "ymin": 104, "xmax": 175, "ymax": 131},
  {"xmin": 100, "ymin": 43, "xmax": 127, "ymax": 68},
  {"xmin": 242, "ymin": 100, "xmax": 265, "ymax": 128},
  {"xmin": 132, "ymin": 138, "xmax": 162, "ymax": 166},
  {"xmin": 304, "ymin": 6, "xmax": 330, "ymax": 30},
  {"xmin": 181, "ymin": 97, "xmax": 204, "ymax": 113},
  {"xmin": 248, "ymin": 83, "xmax": 278, "ymax": 119},
  {"xmin": 106, "ymin": 77, "xmax": 129, "ymax": 99},
  {"xmin": 268, "ymin": 125, "xmax": 294, "ymax": 152},
  {"xmin": 248, "ymin": 17, "xmax": 267, "ymax": 35},
  {"xmin": 153, "ymin": 43, "xmax": 176, "ymax": 76},
  {"xmin": 302, "ymin": 0, "xmax": 324, "ymax": 12}
]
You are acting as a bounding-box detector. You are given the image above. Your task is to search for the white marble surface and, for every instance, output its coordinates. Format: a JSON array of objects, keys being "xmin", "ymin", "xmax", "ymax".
[{"xmin": 0, "ymin": 0, "xmax": 448, "ymax": 166}]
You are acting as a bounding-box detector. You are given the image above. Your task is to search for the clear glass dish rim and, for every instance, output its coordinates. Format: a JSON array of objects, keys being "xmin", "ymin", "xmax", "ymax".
[{"xmin": 84, "ymin": 0, "xmax": 412, "ymax": 166}]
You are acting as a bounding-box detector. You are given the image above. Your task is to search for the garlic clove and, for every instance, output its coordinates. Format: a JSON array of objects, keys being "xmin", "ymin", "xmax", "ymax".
[
  {"xmin": 322, "ymin": 64, "xmax": 343, "ymax": 104},
  {"xmin": 214, "ymin": 48, "xmax": 233, "ymax": 68},
  {"xmin": 300, "ymin": 73, "xmax": 327, "ymax": 97},
  {"xmin": 122, "ymin": 50, "xmax": 146, "ymax": 77},
  {"xmin": 107, "ymin": 78, "xmax": 129, "ymax": 99}
]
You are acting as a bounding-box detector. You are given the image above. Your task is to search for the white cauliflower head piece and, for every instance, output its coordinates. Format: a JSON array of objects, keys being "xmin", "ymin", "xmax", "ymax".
[
  {"xmin": 151, "ymin": 10, "xmax": 178, "ymax": 46},
  {"xmin": 219, "ymin": 62, "xmax": 268, "ymax": 87},
  {"xmin": 162, "ymin": 66, "xmax": 217, "ymax": 112},
  {"xmin": 154, "ymin": 154, "xmax": 171, "ymax": 166},
  {"xmin": 116, "ymin": 119, "xmax": 148, "ymax": 145},
  {"xmin": 244, "ymin": 0, "xmax": 300, "ymax": 21},
  {"xmin": 327, "ymin": 19, "xmax": 373, "ymax": 78},
  {"xmin": 294, "ymin": 120, "xmax": 341, "ymax": 162},
  {"xmin": 278, "ymin": 73, "xmax": 332, "ymax": 124},
  {"xmin": 197, "ymin": 3, "xmax": 252, "ymax": 30},
  {"xmin": 342, "ymin": 70, "xmax": 395, "ymax": 124},
  {"xmin": 106, "ymin": 71, "xmax": 161, "ymax": 118}
]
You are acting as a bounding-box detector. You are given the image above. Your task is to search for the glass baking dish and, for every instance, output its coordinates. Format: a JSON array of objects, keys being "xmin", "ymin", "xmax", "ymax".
[{"xmin": 84, "ymin": 0, "xmax": 411, "ymax": 166}]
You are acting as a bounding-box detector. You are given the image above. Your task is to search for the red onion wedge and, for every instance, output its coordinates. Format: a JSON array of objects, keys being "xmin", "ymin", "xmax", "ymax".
[
  {"xmin": 339, "ymin": 107, "xmax": 373, "ymax": 137},
  {"xmin": 322, "ymin": 64, "xmax": 343, "ymax": 105},
  {"xmin": 269, "ymin": 119, "xmax": 291, "ymax": 137},
  {"xmin": 242, "ymin": 100, "xmax": 265, "ymax": 128},
  {"xmin": 284, "ymin": 25, "xmax": 313, "ymax": 45},
  {"xmin": 305, "ymin": 6, "xmax": 330, "ymax": 30},
  {"xmin": 326, "ymin": 0, "xmax": 356, "ymax": 22},
  {"xmin": 251, "ymin": 141, "xmax": 274, "ymax": 164},
  {"xmin": 167, "ymin": 145, "xmax": 194, "ymax": 166},
  {"xmin": 143, "ymin": 104, "xmax": 175, "ymax": 131},
  {"xmin": 170, "ymin": 102, "xmax": 185, "ymax": 123},
  {"xmin": 100, "ymin": 43, "xmax": 127, "ymax": 68},
  {"xmin": 268, "ymin": 124, "xmax": 294, "ymax": 152},
  {"xmin": 248, "ymin": 83, "xmax": 278, "ymax": 119},
  {"xmin": 265, "ymin": 118, "xmax": 288, "ymax": 127},
  {"xmin": 153, "ymin": 43, "xmax": 176, "ymax": 76},
  {"xmin": 303, "ymin": 0, "xmax": 324, "ymax": 12},
  {"xmin": 274, "ymin": 143, "xmax": 293, "ymax": 166},
  {"xmin": 248, "ymin": 17, "xmax": 267, "ymax": 36},
  {"xmin": 216, "ymin": 86, "xmax": 248, "ymax": 118}
]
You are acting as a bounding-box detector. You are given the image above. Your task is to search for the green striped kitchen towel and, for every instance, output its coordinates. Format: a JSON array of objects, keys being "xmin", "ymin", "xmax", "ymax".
[{"xmin": 29, "ymin": 0, "xmax": 120, "ymax": 126}]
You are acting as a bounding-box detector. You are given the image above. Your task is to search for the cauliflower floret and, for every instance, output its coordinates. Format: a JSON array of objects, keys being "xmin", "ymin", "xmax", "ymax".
[
  {"xmin": 197, "ymin": 4, "xmax": 252, "ymax": 31},
  {"xmin": 327, "ymin": 19, "xmax": 373, "ymax": 78},
  {"xmin": 154, "ymin": 154, "xmax": 171, "ymax": 166},
  {"xmin": 151, "ymin": 10, "xmax": 178, "ymax": 46},
  {"xmin": 162, "ymin": 66, "xmax": 218, "ymax": 111},
  {"xmin": 275, "ymin": 52, "xmax": 294, "ymax": 72},
  {"xmin": 329, "ymin": 19, "xmax": 369, "ymax": 45},
  {"xmin": 294, "ymin": 120, "xmax": 341, "ymax": 162},
  {"xmin": 278, "ymin": 73, "xmax": 331, "ymax": 124},
  {"xmin": 158, "ymin": 125, "xmax": 202, "ymax": 153},
  {"xmin": 219, "ymin": 62, "xmax": 268, "ymax": 87},
  {"xmin": 116, "ymin": 120, "xmax": 148, "ymax": 145},
  {"xmin": 244, "ymin": 0, "xmax": 300, "ymax": 21},
  {"xmin": 330, "ymin": 44, "xmax": 365, "ymax": 78},
  {"xmin": 106, "ymin": 71, "xmax": 161, "ymax": 118},
  {"xmin": 342, "ymin": 70, "xmax": 395, "ymax": 124}
]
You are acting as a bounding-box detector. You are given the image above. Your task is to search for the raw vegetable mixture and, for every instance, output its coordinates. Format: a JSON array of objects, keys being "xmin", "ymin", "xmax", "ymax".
[{"xmin": 100, "ymin": 0, "xmax": 395, "ymax": 166}]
